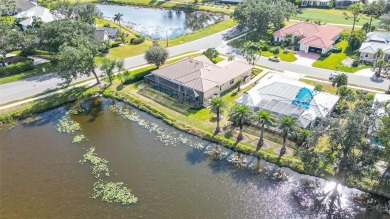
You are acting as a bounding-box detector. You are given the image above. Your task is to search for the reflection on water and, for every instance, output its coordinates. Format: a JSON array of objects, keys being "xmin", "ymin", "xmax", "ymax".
[
  {"xmin": 96, "ymin": 4, "xmax": 225, "ymax": 39},
  {"xmin": 0, "ymin": 98, "xmax": 389, "ymax": 218}
]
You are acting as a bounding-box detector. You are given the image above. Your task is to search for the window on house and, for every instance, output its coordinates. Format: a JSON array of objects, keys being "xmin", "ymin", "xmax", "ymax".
[
  {"xmin": 377, "ymin": 53, "xmax": 381, "ymax": 58},
  {"xmin": 385, "ymin": 54, "xmax": 389, "ymax": 60},
  {"xmin": 230, "ymin": 79, "xmax": 234, "ymax": 85},
  {"xmin": 365, "ymin": 53, "xmax": 369, "ymax": 58}
]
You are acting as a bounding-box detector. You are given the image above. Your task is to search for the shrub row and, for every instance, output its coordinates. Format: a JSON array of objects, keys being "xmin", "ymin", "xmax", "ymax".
[
  {"xmin": 122, "ymin": 66, "xmax": 156, "ymax": 85},
  {"xmin": 130, "ymin": 35, "xmax": 145, "ymax": 45},
  {"xmin": 0, "ymin": 60, "xmax": 34, "ymax": 77}
]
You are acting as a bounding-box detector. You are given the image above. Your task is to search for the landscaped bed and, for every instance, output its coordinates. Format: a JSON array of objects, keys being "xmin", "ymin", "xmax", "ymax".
[{"xmin": 312, "ymin": 40, "xmax": 371, "ymax": 73}]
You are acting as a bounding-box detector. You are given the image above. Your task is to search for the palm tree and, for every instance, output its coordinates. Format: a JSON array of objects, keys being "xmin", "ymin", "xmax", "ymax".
[
  {"xmin": 228, "ymin": 104, "xmax": 253, "ymax": 140},
  {"xmin": 278, "ymin": 116, "xmax": 297, "ymax": 154},
  {"xmin": 236, "ymin": 78, "xmax": 243, "ymax": 92},
  {"xmin": 298, "ymin": 128, "xmax": 311, "ymax": 147},
  {"xmin": 114, "ymin": 13, "xmax": 124, "ymax": 33},
  {"xmin": 255, "ymin": 110, "xmax": 275, "ymax": 150},
  {"xmin": 333, "ymin": 73, "xmax": 348, "ymax": 87},
  {"xmin": 209, "ymin": 97, "xmax": 227, "ymax": 133},
  {"xmin": 374, "ymin": 59, "xmax": 387, "ymax": 77}
]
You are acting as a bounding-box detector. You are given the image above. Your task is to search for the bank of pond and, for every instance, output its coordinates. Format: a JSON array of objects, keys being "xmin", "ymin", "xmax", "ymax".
[{"xmin": 0, "ymin": 98, "xmax": 388, "ymax": 218}]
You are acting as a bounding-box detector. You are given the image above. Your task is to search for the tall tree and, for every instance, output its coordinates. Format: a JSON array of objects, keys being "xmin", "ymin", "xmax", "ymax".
[
  {"xmin": 343, "ymin": 3, "xmax": 363, "ymax": 32},
  {"xmin": 203, "ymin": 48, "xmax": 219, "ymax": 61},
  {"xmin": 58, "ymin": 37, "xmax": 101, "ymax": 85},
  {"xmin": 255, "ymin": 110, "xmax": 275, "ymax": 150},
  {"xmin": 100, "ymin": 58, "xmax": 118, "ymax": 85},
  {"xmin": 144, "ymin": 43, "xmax": 168, "ymax": 68},
  {"xmin": 363, "ymin": 1, "xmax": 385, "ymax": 31},
  {"xmin": 0, "ymin": 23, "xmax": 35, "ymax": 57},
  {"xmin": 379, "ymin": 12, "xmax": 390, "ymax": 31},
  {"xmin": 278, "ymin": 116, "xmax": 297, "ymax": 154},
  {"xmin": 114, "ymin": 13, "xmax": 124, "ymax": 33},
  {"xmin": 38, "ymin": 19, "xmax": 95, "ymax": 53},
  {"xmin": 228, "ymin": 104, "xmax": 253, "ymax": 140},
  {"xmin": 232, "ymin": 0, "xmax": 296, "ymax": 34},
  {"xmin": 52, "ymin": 1, "xmax": 102, "ymax": 25},
  {"xmin": 209, "ymin": 97, "xmax": 227, "ymax": 132}
]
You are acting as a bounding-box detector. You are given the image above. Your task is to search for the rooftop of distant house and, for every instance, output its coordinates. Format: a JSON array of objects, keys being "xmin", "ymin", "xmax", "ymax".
[{"xmin": 274, "ymin": 22, "xmax": 343, "ymax": 48}]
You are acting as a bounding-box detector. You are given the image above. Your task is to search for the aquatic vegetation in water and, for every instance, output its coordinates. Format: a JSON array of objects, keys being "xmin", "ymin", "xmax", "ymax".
[
  {"xmin": 80, "ymin": 147, "xmax": 110, "ymax": 178},
  {"xmin": 109, "ymin": 105, "xmax": 205, "ymax": 149},
  {"xmin": 92, "ymin": 180, "xmax": 138, "ymax": 205},
  {"xmin": 69, "ymin": 104, "xmax": 86, "ymax": 115},
  {"xmin": 72, "ymin": 134, "xmax": 87, "ymax": 143},
  {"xmin": 56, "ymin": 116, "xmax": 81, "ymax": 134}
]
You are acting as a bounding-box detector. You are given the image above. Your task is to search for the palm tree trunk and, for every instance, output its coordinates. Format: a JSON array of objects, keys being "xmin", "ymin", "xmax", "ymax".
[
  {"xmin": 352, "ymin": 17, "xmax": 356, "ymax": 32},
  {"xmin": 257, "ymin": 124, "xmax": 264, "ymax": 150},
  {"xmin": 238, "ymin": 122, "xmax": 243, "ymax": 140},
  {"xmin": 216, "ymin": 109, "xmax": 220, "ymax": 132},
  {"xmin": 119, "ymin": 20, "xmax": 121, "ymax": 33},
  {"xmin": 92, "ymin": 68, "xmax": 101, "ymax": 84},
  {"xmin": 282, "ymin": 132, "xmax": 287, "ymax": 152},
  {"xmin": 368, "ymin": 16, "xmax": 372, "ymax": 32}
]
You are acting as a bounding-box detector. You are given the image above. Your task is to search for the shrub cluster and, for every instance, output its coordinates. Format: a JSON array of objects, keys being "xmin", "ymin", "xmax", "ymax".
[
  {"xmin": 0, "ymin": 60, "xmax": 34, "ymax": 77},
  {"xmin": 332, "ymin": 47, "xmax": 342, "ymax": 53},
  {"xmin": 130, "ymin": 35, "xmax": 145, "ymax": 45},
  {"xmin": 122, "ymin": 67, "xmax": 155, "ymax": 85}
]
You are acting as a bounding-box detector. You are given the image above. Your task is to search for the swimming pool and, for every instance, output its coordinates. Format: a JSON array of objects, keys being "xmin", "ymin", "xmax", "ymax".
[{"xmin": 292, "ymin": 87, "xmax": 314, "ymax": 109}]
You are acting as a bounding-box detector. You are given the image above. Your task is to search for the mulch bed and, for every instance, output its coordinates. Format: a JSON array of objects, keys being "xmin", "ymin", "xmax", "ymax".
[
  {"xmin": 273, "ymin": 147, "xmax": 293, "ymax": 156},
  {"xmin": 233, "ymin": 133, "xmax": 250, "ymax": 142},
  {"xmin": 252, "ymin": 140, "xmax": 271, "ymax": 149}
]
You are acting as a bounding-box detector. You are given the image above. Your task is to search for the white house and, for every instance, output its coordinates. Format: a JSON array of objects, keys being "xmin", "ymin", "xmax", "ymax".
[
  {"xmin": 301, "ymin": 0, "xmax": 331, "ymax": 7},
  {"xmin": 273, "ymin": 22, "xmax": 343, "ymax": 54},
  {"xmin": 14, "ymin": 5, "xmax": 55, "ymax": 30},
  {"xmin": 359, "ymin": 32, "xmax": 390, "ymax": 62}
]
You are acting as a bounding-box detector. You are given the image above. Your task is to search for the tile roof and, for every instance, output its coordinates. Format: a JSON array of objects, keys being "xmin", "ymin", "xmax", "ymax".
[
  {"xmin": 274, "ymin": 22, "xmax": 343, "ymax": 49},
  {"xmin": 359, "ymin": 42, "xmax": 390, "ymax": 54},
  {"xmin": 150, "ymin": 55, "xmax": 252, "ymax": 92}
]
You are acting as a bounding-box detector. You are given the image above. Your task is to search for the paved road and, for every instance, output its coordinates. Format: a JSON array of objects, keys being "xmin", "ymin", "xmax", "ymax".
[
  {"xmin": 0, "ymin": 28, "xmax": 239, "ymax": 105},
  {"xmin": 217, "ymin": 45, "xmax": 390, "ymax": 91}
]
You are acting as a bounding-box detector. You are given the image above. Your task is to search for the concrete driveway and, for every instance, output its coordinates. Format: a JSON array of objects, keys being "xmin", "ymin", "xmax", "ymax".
[{"xmin": 293, "ymin": 51, "xmax": 320, "ymax": 67}]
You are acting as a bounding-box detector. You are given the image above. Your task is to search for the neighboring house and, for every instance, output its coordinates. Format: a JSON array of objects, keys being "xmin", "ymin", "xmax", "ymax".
[
  {"xmin": 96, "ymin": 27, "xmax": 119, "ymax": 40},
  {"xmin": 236, "ymin": 74, "xmax": 340, "ymax": 128},
  {"xmin": 95, "ymin": 29, "xmax": 110, "ymax": 43},
  {"xmin": 335, "ymin": 0, "xmax": 360, "ymax": 8},
  {"xmin": 14, "ymin": 5, "xmax": 55, "ymax": 30},
  {"xmin": 367, "ymin": 93, "xmax": 390, "ymax": 147},
  {"xmin": 144, "ymin": 56, "xmax": 253, "ymax": 107},
  {"xmin": 359, "ymin": 32, "xmax": 390, "ymax": 62},
  {"xmin": 301, "ymin": 0, "xmax": 331, "ymax": 7},
  {"xmin": 273, "ymin": 22, "xmax": 343, "ymax": 54}
]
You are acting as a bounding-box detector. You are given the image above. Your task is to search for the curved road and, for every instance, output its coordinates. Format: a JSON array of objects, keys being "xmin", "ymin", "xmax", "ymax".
[{"xmin": 1, "ymin": 28, "xmax": 389, "ymax": 105}]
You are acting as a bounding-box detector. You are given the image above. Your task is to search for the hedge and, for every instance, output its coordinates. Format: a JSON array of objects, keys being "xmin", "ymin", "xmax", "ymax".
[
  {"xmin": 130, "ymin": 35, "xmax": 145, "ymax": 45},
  {"xmin": 123, "ymin": 66, "xmax": 156, "ymax": 85},
  {"xmin": 0, "ymin": 60, "xmax": 34, "ymax": 77}
]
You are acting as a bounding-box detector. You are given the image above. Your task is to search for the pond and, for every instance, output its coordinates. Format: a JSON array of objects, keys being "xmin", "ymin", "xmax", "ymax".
[
  {"xmin": 0, "ymin": 98, "xmax": 389, "ymax": 218},
  {"xmin": 96, "ymin": 4, "xmax": 225, "ymax": 39}
]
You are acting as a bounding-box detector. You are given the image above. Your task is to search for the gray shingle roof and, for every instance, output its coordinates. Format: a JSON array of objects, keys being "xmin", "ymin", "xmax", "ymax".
[
  {"xmin": 95, "ymin": 29, "xmax": 108, "ymax": 42},
  {"xmin": 150, "ymin": 56, "xmax": 252, "ymax": 92},
  {"xmin": 97, "ymin": 27, "xmax": 119, "ymax": 38}
]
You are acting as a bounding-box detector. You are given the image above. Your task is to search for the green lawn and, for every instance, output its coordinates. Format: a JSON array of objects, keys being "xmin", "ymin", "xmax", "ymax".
[
  {"xmin": 262, "ymin": 49, "xmax": 297, "ymax": 62},
  {"xmin": 293, "ymin": 8, "xmax": 378, "ymax": 26},
  {"xmin": 0, "ymin": 62, "xmax": 58, "ymax": 85},
  {"xmin": 312, "ymin": 40, "xmax": 370, "ymax": 73}
]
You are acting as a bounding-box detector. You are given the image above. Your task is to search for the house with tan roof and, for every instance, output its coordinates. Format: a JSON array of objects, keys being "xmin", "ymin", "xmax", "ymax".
[
  {"xmin": 273, "ymin": 22, "xmax": 343, "ymax": 54},
  {"xmin": 359, "ymin": 32, "xmax": 390, "ymax": 62},
  {"xmin": 144, "ymin": 56, "xmax": 253, "ymax": 107}
]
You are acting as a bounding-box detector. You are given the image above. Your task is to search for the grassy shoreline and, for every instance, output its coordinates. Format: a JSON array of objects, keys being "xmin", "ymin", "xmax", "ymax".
[{"xmin": 1, "ymin": 81, "xmax": 388, "ymax": 198}]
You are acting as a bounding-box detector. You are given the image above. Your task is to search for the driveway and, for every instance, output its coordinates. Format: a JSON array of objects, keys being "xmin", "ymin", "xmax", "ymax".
[{"xmin": 293, "ymin": 51, "xmax": 320, "ymax": 67}]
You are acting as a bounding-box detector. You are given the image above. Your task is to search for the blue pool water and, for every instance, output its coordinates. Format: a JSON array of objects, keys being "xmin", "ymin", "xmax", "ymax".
[{"xmin": 292, "ymin": 87, "xmax": 314, "ymax": 109}]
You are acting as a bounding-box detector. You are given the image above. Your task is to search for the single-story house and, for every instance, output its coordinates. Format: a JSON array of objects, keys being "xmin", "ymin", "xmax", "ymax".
[
  {"xmin": 236, "ymin": 74, "xmax": 340, "ymax": 128},
  {"xmin": 95, "ymin": 27, "xmax": 119, "ymax": 42},
  {"xmin": 335, "ymin": 0, "xmax": 360, "ymax": 8},
  {"xmin": 144, "ymin": 56, "xmax": 253, "ymax": 107},
  {"xmin": 367, "ymin": 93, "xmax": 390, "ymax": 147},
  {"xmin": 273, "ymin": 22, "xmax": 343, "ymax": 54},
  {"xmin": 359, "ymin": 32, "xmax": 390, "ymax": 62},
  {"xmin": 14, "ymin": 5, "xmax": 55, "ymax": 30},
  {"xmin": 301, "ymin": 0, "xmax": 331, "ymax": 7}
]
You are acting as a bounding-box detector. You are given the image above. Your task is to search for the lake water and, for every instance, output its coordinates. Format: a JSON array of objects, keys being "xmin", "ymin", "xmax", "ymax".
[
  {"xmin": 96, "ymin": 4, "xmax": 225, "ymax": 39},
  {"xmin": 0, "ymin": 98, "xmax": 389, "ymax": 218}
]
